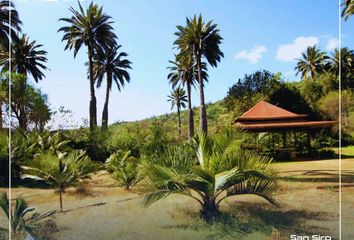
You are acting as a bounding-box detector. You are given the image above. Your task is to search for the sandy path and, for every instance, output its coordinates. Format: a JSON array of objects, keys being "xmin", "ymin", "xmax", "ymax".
[{"xmin": 0, "ymin": 159, "xmax": 353, "ymax": 240}]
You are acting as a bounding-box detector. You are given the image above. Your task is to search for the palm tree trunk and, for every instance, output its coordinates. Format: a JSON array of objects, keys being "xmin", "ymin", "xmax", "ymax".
[
  {"xmin": 88, "ymin": 45, "xmax": 97, "ymax": 131},
  {"xmin": 187, "ymin": 82, "xmax": 194, "ymax": 140},
  {"xmin": 17, "ymin": 71, "xmax": 28, "ymax": 131},
  {"xmin": 196, "ymin": 55, "xmax": 207, "ymax": 134},
  {"xmin": 59, "ymin": 190, "xmax": 63, "ymax": 212},
  {"xmin": 201, "ymin": 195, "xmax": 219, "ymax": 222},
  {"xmin": 101, "ymin": 73, "xmax": 111, "ymax": 131},
  {"xmin": 177, "ymin": 106, "xmax": 181, "ymax": 137}
]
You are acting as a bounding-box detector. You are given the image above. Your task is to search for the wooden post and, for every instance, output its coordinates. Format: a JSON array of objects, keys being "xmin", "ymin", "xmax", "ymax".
[
  {"xmin": 282, "ymin": 131, "xmax": 286, "ymax": 148},
  {"xmin": 307, "ymin": 130, "xmax": 311, "ymax": 153}
]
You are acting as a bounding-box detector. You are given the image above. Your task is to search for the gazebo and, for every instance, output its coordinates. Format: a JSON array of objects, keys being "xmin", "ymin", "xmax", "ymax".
[{"xmin": 234, "ymin": 101, "xmax": 338, "ymax": 156}]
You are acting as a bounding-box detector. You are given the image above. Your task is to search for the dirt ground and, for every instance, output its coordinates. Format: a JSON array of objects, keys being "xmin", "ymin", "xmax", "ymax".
[{"xmin": 0, "ymin": 158, "xmax": 353, "ymax": 240}]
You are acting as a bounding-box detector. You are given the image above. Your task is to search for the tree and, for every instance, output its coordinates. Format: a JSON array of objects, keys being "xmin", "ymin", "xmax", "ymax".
[
  {"xmin": 224, "ymin": 70, "xmax": 282, "ymax": 114},
  {"xmin": 167, "ymin": 86, "xmax": 187, "ymax": 137},
  {"xmin": 0, "ymin": 73, "xmax": 51, "ymax": 131},
  {"xmin": 342, "ymin": 0, "xmax": 354, "ymax": 20},
  {"xmin": 319, "ymin": 90, "xmax": 353, "ymax": 131},
  {"xmin": 269, "ymin": 82, "xmax": 318, "ymax": 119},
  {"xmin": 141, "ymin": 130, "xmax": 279, "ymax": 222},
  {"xmin": 168, "ymin": 52, "xmax": 208, "ymax": 140},
  {"xmin": 0, "ymin": 0, "xmax": 21, "ymax": 48},
  {"xmin": 21, "ymin": 150, "xmax": 96, "ymax": 212},
  {"xmin": 93, "ymin": 45, "xmax": 132, "ymax": 130},
  {"xmin": 328, "ymin": 47, "xmax": 354, "ymax": 89},
  {"xmin": 28, "ymin": 91, "xmax": 52, "ymax": 132},
  {"xmin": 0, "ymin": 192, "xmax": 54, "ymax": 237},
  {"xmin": 174, "ymin": 15, "xmax": 224, "ymax": 134},
  {"xmin": 58, "ymin": 1, "xmax": 117, "ymax": 131},
  {"xmin": 295, "ymin": 45, "xmax": 328, "ymax": 80},
  {"xmin": 0, "ymin": 0, "xmax": 22, "ymax": 130},
  {"xmin": 0, "ymin": 33, "xmax": 48, "ymax": 83}
]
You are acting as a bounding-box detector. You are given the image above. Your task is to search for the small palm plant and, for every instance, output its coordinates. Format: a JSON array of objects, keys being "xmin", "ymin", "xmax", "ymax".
[
  {"xmin": 141, "ymin": 130, "xmax": 279, "ymax": 222},
  {"xmin": 0, "ymin": 192, "xmax": 55, "ymax": 237},
  {"xmin": 167, "ymin": 86, "xmax": 187, "ymax": 137},
  {"xmin": 21, "ymin": 150, "xmax": 96, "ymax": 212},
  {"xmin": 105, "ymin": 150, "xmax": 140, "ymax": 190}
]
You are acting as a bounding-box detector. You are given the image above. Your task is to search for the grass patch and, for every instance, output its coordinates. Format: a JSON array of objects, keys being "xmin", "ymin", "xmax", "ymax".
[
  {"xmin": 341, "ymin": 146, "xmax": 354, "ymax": 157},
  {"xmin": 165, "ymin": 208, "xmax": 273, "ymax": 240}
]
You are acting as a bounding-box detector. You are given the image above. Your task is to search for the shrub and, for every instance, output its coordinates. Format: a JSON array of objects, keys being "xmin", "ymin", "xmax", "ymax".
[{"xmin": 106, "ymin": 150, "xmax": 140, "ymax": 190}]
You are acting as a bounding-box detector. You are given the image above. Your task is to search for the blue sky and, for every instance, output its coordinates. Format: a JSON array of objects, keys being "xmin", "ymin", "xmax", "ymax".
[{"xmin": 14, "ymin": 0, "xmax": 353, "ymax": 126}]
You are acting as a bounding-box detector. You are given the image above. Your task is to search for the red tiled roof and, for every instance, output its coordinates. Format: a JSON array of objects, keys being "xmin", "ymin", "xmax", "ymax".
[
  {"xmin": 235, "ymin": 120, "xmax": 338, "ymax": 130},
  {"xmin": 234, "ymin": 101, "xmax": 338, "ymax": 131},
  {"xmin": 236, "ymin": 101, "xmax": 307, "ymax": 121}
]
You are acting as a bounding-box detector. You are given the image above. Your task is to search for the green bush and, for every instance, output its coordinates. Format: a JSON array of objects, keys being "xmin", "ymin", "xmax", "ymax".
[{"xmin": 105, "ymin": 150, "xmax": 140, "ymax": 190}]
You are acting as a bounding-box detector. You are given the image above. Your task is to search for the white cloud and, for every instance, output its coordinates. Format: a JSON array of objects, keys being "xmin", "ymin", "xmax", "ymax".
[
  {"xmin": 326, "ymin": 37, "xmax": 338, "ymax": 50},
  {"xmin": 276, "ymin": 36, "xmax": 319, "ymax": 62},
  {"xmin": 234, "ymin": 45, "xmax": 267, "ymax": 64}
]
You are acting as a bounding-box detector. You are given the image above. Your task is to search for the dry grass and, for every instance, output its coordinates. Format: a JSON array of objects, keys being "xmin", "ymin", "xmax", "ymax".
[{"xmin": 0, "ymin": 158, "xmax": 353, "ymax": 240}]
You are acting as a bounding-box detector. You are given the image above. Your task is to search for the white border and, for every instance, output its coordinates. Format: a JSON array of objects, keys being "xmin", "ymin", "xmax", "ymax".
[
  {"xmin": 8, "ymin": 0, "xmax": 12, "ymax": 239},
  {"xmin": 338, "ymin": 0, "xmax": 342, "ymax": 239}
]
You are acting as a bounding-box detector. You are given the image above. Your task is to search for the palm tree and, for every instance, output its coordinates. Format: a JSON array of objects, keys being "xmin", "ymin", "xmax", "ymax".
[
  {"xmin": 168, "ymin": 53, "xmax": 208, "ymax": 140},
  {"xmin": 93, "ymin": 45, "xmax": 132, "ymax": 130},
  {"xmin": 141, "ymin": 130, "xmax": 279, "ymax": 222},
  {"xmin": 342, "ymin": 0, "xmax": 354, "ymax": 20},
  {"xmin": 167, "ymin": 86, "xmax": 187, "ymax": 137},
  {"xmin": 329, "ymin": 47, "xmax": 354, "ymax": 89},
  {"xmin": 58, "ymin": 1, "xmax": 117, "ymax": 131},
  {"xmin": 0, "ymin": 192, "xmax": 54, "ymax": 237},
  {"xmin": 0, "ymin": 33, "xmax": 48, "ymax": 83},
  {"xmin": 0, "ymin": 0, "xmax": 21, "ymax": 48},
  {"xmin": 329, "ymin": 47, "xmax": 353, "ymax": 75},
  {"xmin": 21, "ymin": 150, "xmax": 96, "ymax": 212},
  {"xmin": 295, "ymin": 45, "xmax": 328, "ymax": 80},
  {"xmin": 174, "ymin": 15, "xmax": 224, "ymax": 134}
]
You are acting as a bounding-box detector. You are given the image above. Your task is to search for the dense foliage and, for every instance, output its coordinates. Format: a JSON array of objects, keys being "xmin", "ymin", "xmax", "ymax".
[{"xmin": 0, "ymin": 73, "xmax": 51, "ymax": 131}]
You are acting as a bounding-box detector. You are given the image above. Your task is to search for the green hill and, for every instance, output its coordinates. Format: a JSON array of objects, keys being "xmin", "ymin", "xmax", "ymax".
[{"xmin": 109, "ymin": 100, "xmax": 234, "ymax": 141}]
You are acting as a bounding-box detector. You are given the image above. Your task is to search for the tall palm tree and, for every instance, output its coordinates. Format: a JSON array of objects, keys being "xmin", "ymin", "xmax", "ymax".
[
  {"xmin": 329, "ymin": 47, "xmax": 353, "ymax": 75},
  {"xmin": 329, "ymin": 47, "xmax": 354, "ymax": 89},
  {"xmin": 295, "ymin": 45, "xmax": 328, "ymax": 80},
  {"xmin": 0, "ymin": 33, "xmax": 48, "ymax": 83},
  {"xmin": 167, "ymin": 86, "xmax": 187, "ymax": 137},
  {"xmin": 342, "ymin": 0, "xmax": 354, "ymax": 20},
  {"xmin": 58, "ymin": 1, "xmax": 117, "ymax": 131},
  {"xmin": 0, "ymin": 0, "xmax": 22, "ymax": 48},
  {"xmin": 93, "ymin": 45, "xmax": 132, "ymax": 130},
  {"xmin": 174, "ymin": 15, "xmax": 224, "ymax": 135},
  {"xmin": 168, "ymin": 53, "xmax": 195, "ymax": 139}
]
